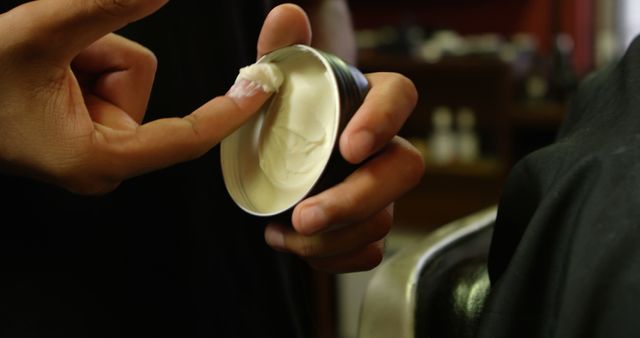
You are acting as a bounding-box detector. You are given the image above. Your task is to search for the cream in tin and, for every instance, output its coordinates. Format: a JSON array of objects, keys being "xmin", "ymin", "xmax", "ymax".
[{"xmin": 221, "ymin": 45, "xmax": 369, "ymax": 218}]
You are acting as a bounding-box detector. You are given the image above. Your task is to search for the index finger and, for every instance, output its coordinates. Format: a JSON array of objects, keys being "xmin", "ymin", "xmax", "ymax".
[{"xmin": 92, "ymin": 79, "xmax": 273, "ymax": 179}]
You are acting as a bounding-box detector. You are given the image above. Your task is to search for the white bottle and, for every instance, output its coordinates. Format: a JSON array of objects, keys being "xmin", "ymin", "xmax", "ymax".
[
  {"xmin": 456, "ymin": 107, "xmax": 480, "ymax": 163},
  {"xmin": 429, "ymin": 106, "xmax": 456, "ymax": 165}
]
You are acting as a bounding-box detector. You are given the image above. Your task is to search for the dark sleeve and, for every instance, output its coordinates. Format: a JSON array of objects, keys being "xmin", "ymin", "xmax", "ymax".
[{"xmin": 478, "ymin": 35, "xmax": 640, "ymax": 338}]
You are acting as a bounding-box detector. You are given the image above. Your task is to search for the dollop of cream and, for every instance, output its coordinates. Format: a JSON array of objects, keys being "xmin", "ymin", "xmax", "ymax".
[
  {"xmin": 236, "ymin": 62, "xmax": 284, "ymax": 93},
  {"xmin": 257, "ymin": 54, "xmax": 335, "ymax": 190}
]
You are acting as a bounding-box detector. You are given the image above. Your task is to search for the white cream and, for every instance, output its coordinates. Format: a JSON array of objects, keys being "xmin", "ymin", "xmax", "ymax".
[
  {"xmin": 235, "ymin": 62, "xmax": 284, "ymax": 93},
  {"xmin": 221, "ymin": 47, "xmax": 339, "ymax": 215},
  {"xmin": 258, "ymin": 55, "xmax": 335, "ymax": 190}
]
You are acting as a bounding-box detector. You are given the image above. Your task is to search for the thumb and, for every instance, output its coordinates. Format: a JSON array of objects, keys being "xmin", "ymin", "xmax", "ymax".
[
  {"xmin": 257, "ymin": 4, "xmax": 312, "ymax": 59},
  {"xmin": 7, "ymin": 0, "xmax": 168, "ymax": 63}
]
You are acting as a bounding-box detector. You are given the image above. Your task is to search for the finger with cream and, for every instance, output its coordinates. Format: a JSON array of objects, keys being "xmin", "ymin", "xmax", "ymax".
[{"xmin": 232, "ymin": 63, "xmax": 284, "ymax": 96}]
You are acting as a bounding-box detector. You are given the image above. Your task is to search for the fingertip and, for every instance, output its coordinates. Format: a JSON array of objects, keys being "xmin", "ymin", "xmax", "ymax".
[
  {"xmin": 257, "ymin": 3, "xmax": 312, "ymax": 58},
  {"xmin": 340, "ymin": 130, "xmax": 375, "ymax": 164},
  {"xmin": 270, "ymin": 3, "xmax": 307, "ymax": 15},
  {"xmin": 226, "ymin": 61, "xmax": 283, "ymax": 114},
  {"xmin": 226, "ymin": 79, "xmax": 274, "ymax": 113},
  {"xmin": 293, "ymin": 203, "xmax": 329, "ymax": 236}
]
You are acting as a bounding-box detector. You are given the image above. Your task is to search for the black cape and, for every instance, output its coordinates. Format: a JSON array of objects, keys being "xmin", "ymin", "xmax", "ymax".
[
  {"xmin": 0, "ymin": 1, "xmax": 313, "ymax": 337},
  {"xmin": 478, "ymin": 36, "xmax": 640, "ymax": 337}
]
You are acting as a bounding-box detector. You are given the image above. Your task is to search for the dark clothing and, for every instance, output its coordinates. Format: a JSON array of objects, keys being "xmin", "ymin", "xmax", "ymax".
[
  {"xmin": 0, "ymin": 1, "xmax": 313, "ymax": 337},
  {"xmin": 478, "ymin": 36, "xmax": 640, "ymax": 337}
]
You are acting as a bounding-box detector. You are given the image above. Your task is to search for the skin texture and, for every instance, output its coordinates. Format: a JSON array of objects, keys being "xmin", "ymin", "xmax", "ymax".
[{"xmin": 0, "ymin": 1, "xmax": 424, "ymax": 273}]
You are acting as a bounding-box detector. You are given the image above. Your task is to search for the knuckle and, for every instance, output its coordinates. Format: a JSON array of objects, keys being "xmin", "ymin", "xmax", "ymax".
[
  {"xmin": 389, "ymin": 73, "xmax": 419, "ymax": 109},
  {"xmin": 393, "ymin": 73, "xmax": 419, "ymax": 107},
  {"xmin": 3, "ymin": 5, "xmax": 47, "ymax": 57},
  {"xmin": 139, "ymin": 47, "xmax": 158, "ymax": 70},
  {"xmin": 127, "ymin": 42, "xmax": 158, "ymax": 71}
]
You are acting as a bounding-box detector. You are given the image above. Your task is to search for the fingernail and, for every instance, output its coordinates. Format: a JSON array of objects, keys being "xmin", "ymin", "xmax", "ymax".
[
  {"xmin": 264, "ymin": 224, "xmax": 286, "ymax": 249},
  {"xmin": 227, "ymin": 63, "xmax": 283, "ymax": 100},
  {"xmin": 349, "ymin": 131, "xmax": 375, "ymax": 162},
  {"xmin": 300, "ymin": 206, "xmax": 328, "ymax": 234},
  {"xmin": 227, "ymin": 78, "xmax": 264, "ymax": 100}
]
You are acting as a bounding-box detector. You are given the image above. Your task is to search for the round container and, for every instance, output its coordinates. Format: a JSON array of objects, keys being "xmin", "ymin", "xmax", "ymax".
[{"xmin": 220, "ymin": 44, "xmax": 369, "ymax": 221}]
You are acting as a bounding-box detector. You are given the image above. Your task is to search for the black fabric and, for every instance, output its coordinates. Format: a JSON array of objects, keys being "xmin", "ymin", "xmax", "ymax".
[
  {"xmin": 477, "ymin": 36, "xmax": 640, "ymax": 337},
  {"xmin": 0, "ymin": 2, "xmax": 313, "ymax": 337}
]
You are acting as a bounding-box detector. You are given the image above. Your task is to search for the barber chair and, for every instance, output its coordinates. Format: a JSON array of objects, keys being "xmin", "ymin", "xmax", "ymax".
[{"xmin": 358, "ymin": 206, "xmax": 497, "ymax": 338}]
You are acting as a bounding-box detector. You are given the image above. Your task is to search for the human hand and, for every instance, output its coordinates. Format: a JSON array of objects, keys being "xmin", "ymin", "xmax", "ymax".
[
  {"xmin": 260, "ymin": 4, "xmax": 425, "ymax": 273},
  {"xmin": 0, "ymin": 0, "xmax": 273, "ymax": 194}
]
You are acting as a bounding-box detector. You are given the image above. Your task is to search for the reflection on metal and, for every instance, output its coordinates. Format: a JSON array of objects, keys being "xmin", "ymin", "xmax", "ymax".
[
  {"xmin": 453, "ymin": 269, "xmax": 490, "ymax": 320},
  {"xmin": 357, "ymin": 206, "xmax": 497, "ymax": 338}
]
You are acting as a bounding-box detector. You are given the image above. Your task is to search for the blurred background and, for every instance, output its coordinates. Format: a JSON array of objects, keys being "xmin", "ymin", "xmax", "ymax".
[{"xmin": 309, "ymin": 0, "xmax": 640, "ymax": 337}]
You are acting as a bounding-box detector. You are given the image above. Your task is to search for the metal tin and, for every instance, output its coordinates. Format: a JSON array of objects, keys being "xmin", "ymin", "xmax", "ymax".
[{"xmin": 221, "ymin": 44, "xmax": 369, "ymax": 222}]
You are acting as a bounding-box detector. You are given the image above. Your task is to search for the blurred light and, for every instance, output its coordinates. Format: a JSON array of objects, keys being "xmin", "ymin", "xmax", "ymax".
[{"xmin": 623, "ymin": 0, "xmax": 640, "ymax": 48}]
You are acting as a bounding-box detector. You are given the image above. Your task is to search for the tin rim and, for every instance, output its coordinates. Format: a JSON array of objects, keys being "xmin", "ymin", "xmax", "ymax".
[{"xmin": 221, "ymin": 44, "xmax": 367, "ymax": 218}]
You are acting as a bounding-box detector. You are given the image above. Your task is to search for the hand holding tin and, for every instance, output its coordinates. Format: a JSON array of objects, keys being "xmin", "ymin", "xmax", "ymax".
[{"xmin": 246, "ymin": 5, "xmax": 426, "ymax": 272}]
